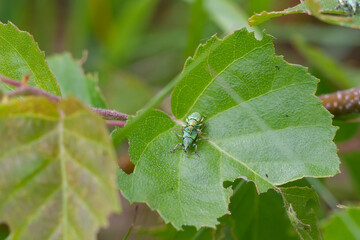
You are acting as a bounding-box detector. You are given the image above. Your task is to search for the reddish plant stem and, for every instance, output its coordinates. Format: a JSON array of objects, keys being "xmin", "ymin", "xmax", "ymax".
[
  {"xmin": 0, "ymin": 76, "xmax": 128, "ymax": 124},
  {"xmin": 106, "ymin": 120, "xmax": 126, "ymax": 127},
  {"xmin": 91, "ymin": 108, "xmax": 128, "ymax": 120},
  {"xmin": 1, "ymin": 76, "xmax": 22, "ymax": 87},
  {"xmin": 319, "ymin": 87, "xmax": 360, "ymax": 116},
  {"xmin": 7, "ymin": 85, "xmax": 62, "ymax": 102},
  {"xmin": 3, "ymin": 76, "xmax": 360, "ymax": 119}
]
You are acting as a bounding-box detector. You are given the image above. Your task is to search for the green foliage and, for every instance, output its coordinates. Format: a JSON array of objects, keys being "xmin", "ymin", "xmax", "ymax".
[
  {"xmin": 293, "ymin": 35, "xmax": 357, "ymax": 90},
  {"xmin": 341, "ymin": 152, "xmax": 360, "ymax": 196},
  {"xmin": 143, "ymin": 182, "xmax": 322, "ymax": 240},
  {"xmin": 0, "ymin": 224, "xmax": 10, "ymax": 240},
  {"xmin": 322, "ymin": 206, "xmax": 360, "ymax": 240},
  {"xmin": 1, "ymin": 3, "xmax": 358, "ymax": 238},
  {"xmin": 292, "ymin": 36, "xmax": 360, "ymax": 143},
  {"xmin": 249, "ymin": 0, "xmax": 360, "ymax": 29},
  {"xmin": 281, "ymin": 187, "xmax": 322, "ymax": 239},
  {"xmin": 0, "ymin": 97, "xmax": 119, "ymax": 240},
  {"xmin": 221, "ymin": 182, "xmax": 322, "ymax": 240},
  {"xmin": 185, "ymin": 0, "xmax": 207, "ymax": 59},
  {"xmin": 0, "ymin": 22, "xmax": 60, "ymax": 95},
  {"xmin": 139, "ymin": 224, "xmax": 215, "ymax": 240},
  {"xmin": 103, "ymin": 73, "xmax": 153, "ymax": 115},
  {"xmin": 248, "ymin": 3, "xmax": 307, "ymax": 26},
  {"xmin": 117, "ymin": 29, "xmax": 339, "ymax": 230},
  {"xmin": 47, "ymin": 53, "xmax": 106, "ymax": 108},
  {"xmin": 84, "ymin": 73, "xmax": 107, "ymax": 109},
  {"xmin": 88, "ymin": 0, "xmax": 159, "ymax": 65},
  {"xmin": 204, "ymin": 0, "xmax": 261, "ymax": 37},
  {"xmin": 222, "ymin": 182, "xmax": 299, "ymax": 240}
]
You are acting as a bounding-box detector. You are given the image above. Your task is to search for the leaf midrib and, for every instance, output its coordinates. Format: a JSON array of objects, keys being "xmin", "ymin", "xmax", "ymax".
[{"xmin": 59, "ymin": 116, "xmax": 68, "ymax": 239}]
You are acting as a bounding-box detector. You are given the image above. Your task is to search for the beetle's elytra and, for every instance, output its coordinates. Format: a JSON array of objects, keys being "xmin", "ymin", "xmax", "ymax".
[{"xmin": 170, "ymin": 112, "xmax": 206, "ymax": 157}]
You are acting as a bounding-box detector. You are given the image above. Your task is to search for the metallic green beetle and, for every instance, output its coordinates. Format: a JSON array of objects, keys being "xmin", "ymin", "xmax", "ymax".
[
  {"xmin": 170, "ymin": 112, "xmax": 206, "ymax": 156},
  {"xmin": 185, "ymin": 112, "xmax": 204, "ymax": 133},
  {"xmin": 336, "ymin": 0, "xmax": 360, "ymax": 15}
]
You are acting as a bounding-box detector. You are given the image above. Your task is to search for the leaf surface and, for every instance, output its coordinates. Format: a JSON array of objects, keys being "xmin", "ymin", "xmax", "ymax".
[
  {"xmin": 0, "ymin": 97, "xmax": 119, "ymax": 240},
  {"xmin": 118, "ymin": 29, "xmax": 339, "ymax": 229},
  {"xmin": 0, "ymin": 22, "xmax": 60, "ymax": 95}
]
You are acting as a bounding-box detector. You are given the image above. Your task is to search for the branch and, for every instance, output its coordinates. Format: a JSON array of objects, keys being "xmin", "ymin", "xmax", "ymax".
[
  {"xmin": 0, "ymin": 76, "xmax": 128, "ymax": 123},
  {"xmin": 319, "ymin": 87, "xmax": 360, "ymax": 117},
  {"xmin": 91, "ymin": 108, "xmax": 128, "ymax": 121},
  {"xmin": 106, "ymin": 120, "xmax": 126, "ymax": 127}
]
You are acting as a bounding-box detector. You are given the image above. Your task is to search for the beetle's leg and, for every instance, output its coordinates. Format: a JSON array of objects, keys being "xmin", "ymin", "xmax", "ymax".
[
  {"xmin": 175, "ymin": 132, "xmax": 183, "ymax": 138},
  {"xmin": 198, "ymin": 130, "xmax": 207, "ymax": 135},
  {"xmin": 193, "ymin": 144, "xmax": 200, "ymax": 157},
  {"xmin": 170, "ymin": 143, "xmax": 184, "ymax": 153},
  {"xmin": 196, "ymin": 125, "xmax": 207, "ymax": 135}
]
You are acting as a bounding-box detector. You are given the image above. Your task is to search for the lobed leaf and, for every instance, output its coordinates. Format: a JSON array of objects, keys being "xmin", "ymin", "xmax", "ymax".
[
  {"xmin": 0, "ymin": 22, "xmax": 60, "ymax": 95},
  {"xmin": 0, "ymin": 97, "xmax": 119, "ymax": 240},
  {"xmin": 118, "ymin": 29, "xmax": 339, "ymax": 229}
]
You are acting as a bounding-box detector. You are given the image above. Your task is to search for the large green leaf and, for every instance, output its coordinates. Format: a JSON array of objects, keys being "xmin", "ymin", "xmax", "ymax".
[
  {"xmin": 0, "ymin": 22, "xmax": 60, "ymax": 95},
  {"xmin": 0, "ymin": 97, "xmax": 119, "ymax": 240},
  {"xmin": 118, "ymin": 29, "xmax": 339, "ymax": 229},
  {"xmin": 47, "ymin": 53, "xmax": 107, "ymax": 108},
  {"xmin": 249, "ymin": 0, "xmax": 360, "ymax": 29}
]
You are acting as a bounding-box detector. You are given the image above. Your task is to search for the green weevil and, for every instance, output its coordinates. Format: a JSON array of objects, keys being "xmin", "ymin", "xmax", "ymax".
[
  {"xmin": 185, "ymin": 112, "xmax": 204, "ymax": 133},
  {"xmin": 170, "ymin": 112, "xmax": 206, "ymax": 156},
  {"xmin": 336, "ymin": 0, "xmax": 360, "ymax": 16}
]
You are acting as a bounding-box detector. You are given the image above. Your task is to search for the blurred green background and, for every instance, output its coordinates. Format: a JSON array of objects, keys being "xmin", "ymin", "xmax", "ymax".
[{"xmin": 1, "ymin": 0, "xmax": 360, "ymax": 239}]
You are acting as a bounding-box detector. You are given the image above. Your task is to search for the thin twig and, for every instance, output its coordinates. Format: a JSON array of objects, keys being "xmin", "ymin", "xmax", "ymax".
[
  {"xmin": 123, "ymin": 205, "xmax": 139, "ymax": 240},
  {"xmin": 0, "ymin": 76, "xmax": 129, "ymax": 122},
  {"xmin": 0, "ymin": 76, "xmax": 22, "ymax": 87},
  {"xmin": 7, "ymin": 85, "xmax": 62, "ymax": 102},
  {"xmin": 106, "ymin": 120, "xmax": 126, "ymax": 127},
  {"xmin": 92, "ymin": 108, "xmax": 128, "ymax": 120}
]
